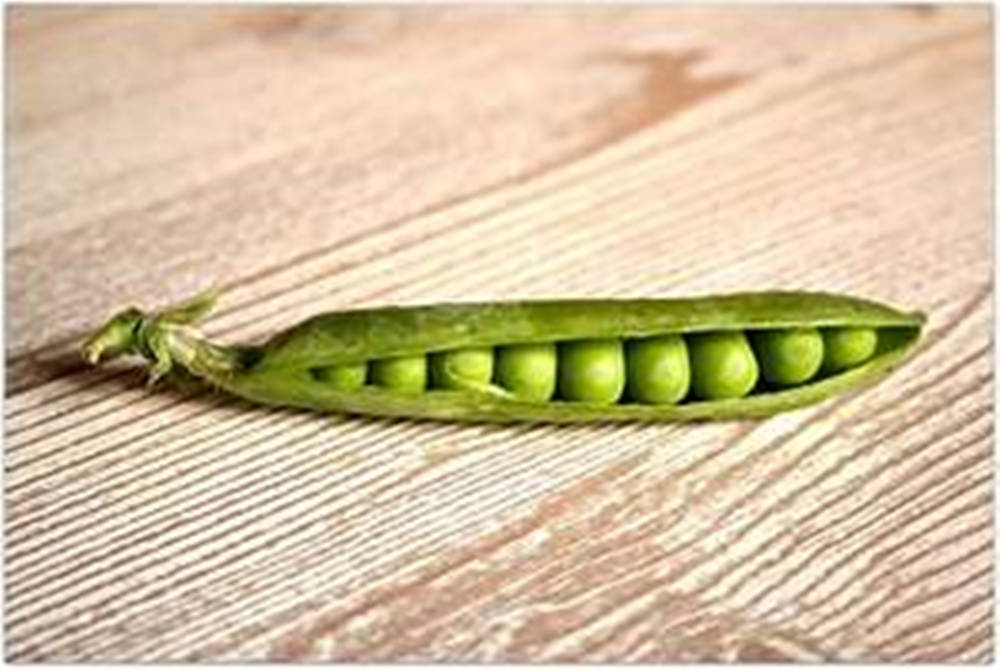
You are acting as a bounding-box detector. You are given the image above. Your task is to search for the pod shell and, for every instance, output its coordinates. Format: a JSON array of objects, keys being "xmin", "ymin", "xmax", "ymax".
[
  {"xmin": 211, "ymin": 291, "xmax": 924, "ymax": 424},
  {"xmin": 255, "ymin": 292, "xmax": 923, "ymax": 371}
]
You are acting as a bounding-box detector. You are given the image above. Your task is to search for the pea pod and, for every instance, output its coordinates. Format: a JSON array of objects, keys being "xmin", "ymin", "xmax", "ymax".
[{"xmin": 81, "ymin": 289, "xmax": 924, "ymax": 424}]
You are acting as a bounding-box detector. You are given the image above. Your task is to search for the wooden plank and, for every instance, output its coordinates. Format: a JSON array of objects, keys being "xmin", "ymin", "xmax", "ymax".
[{"xmin": 5, "ymin": 6, "xmax": 992, "ymax": 662}]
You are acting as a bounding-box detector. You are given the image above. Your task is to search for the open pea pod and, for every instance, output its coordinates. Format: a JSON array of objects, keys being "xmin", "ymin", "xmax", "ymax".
[{"xmin": 82, "ymin": 290, "xmax": 924, "ymax": 424}]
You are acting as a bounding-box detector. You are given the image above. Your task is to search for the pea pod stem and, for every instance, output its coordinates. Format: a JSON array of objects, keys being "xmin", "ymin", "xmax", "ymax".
[
  {"xmin": 81, "ymin": 289, "xmax": 925, "ymax": 424},
  {"xmin": 81, "ymin": 289, "xmax": 249, "ymax": 385}
]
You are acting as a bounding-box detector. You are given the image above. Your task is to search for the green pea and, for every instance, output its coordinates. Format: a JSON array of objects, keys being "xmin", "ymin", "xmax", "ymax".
[
  {"xmin": 557, "ymin": 339, "xmax": 625, "ymax": 403},
  {"xmin": 313, "ymin": 362, "xmax": 367, "ymax": 390},
  {"xmin": 822, "ymin": 327, "xmax": 878, "ymax": 373},
  {"xmin": 687, "ymin": 331, "xmax": 759, "ymax": 400},
  {"xmin": 429, "ymin": 347, "xmax": 493, "ymax": 389},
  {"xmin": 625, "ymin": 335, "xmax": 690, "ymax": 404},
  {"xmin": 750, "ymin": 327, "xmax": 823, "ymax": 387},
  {"xmin": 495, "ymin": 342, "xmax": 557, "ymax": 401},
  {"xmin": 370, "ymin": 355, "xmax": 426, "ymax": 394}
]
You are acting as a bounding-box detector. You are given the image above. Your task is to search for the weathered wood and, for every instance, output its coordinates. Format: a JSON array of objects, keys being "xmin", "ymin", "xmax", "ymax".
[{"xmin": 5, "ymin": 6, "xmax": 992, "ymax": 662}]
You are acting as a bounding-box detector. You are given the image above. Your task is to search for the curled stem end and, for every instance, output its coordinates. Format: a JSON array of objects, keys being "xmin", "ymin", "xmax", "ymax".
[
  {"xmin": 81, "ymin": 307, "xmax": 144, "ymax": 365},
  {"xmin": 81, "ymin": 288, "xmax": 242, "ymax": 386}
]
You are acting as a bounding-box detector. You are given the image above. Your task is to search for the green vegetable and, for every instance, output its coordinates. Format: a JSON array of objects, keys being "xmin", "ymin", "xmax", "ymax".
[
  {"xmin": 494, "ymin": 343, "xmax": 557, "ymax": 402},
  {"xmin": 687, "ymin": 331, "xmax": 759, "ymax": 400},
  {"xmin": 821, "ymin": 327, "xmax": 878, "ymax": 373},
  {"xmin": 557, "ymin": 339, "xmax": 625, "ymax": 404},
  {"xmin": 751, "ymin": 327, "xmax": 824, "ymax": 387},
  {"xmin": 625, "ymin": 335, "xmax": 690, "ymax": 404},
  {"xmin": 429, "ymin": 347, "xmax": 493, "ymax": 390},
  {"xmin": 81, "ymin": 289, "xmax": 924, "ymax": 424},
  {"xmin": 370, "ymin": 356, "xmax": 426, "ymax": 395},
  {"xmin": 313, "ymin": 362, "xmax": 367, "ymax": 390}
]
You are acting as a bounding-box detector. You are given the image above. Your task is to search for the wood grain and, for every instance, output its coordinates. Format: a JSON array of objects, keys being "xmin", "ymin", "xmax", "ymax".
[{"xmin": 5, "ymin": 5, "xmax": 992, "ymax": 662}]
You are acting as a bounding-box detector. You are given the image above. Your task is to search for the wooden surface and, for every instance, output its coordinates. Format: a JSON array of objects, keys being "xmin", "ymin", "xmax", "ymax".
[{"xmin": 5, "ymin": 6, "xmax": 993, "ymax": 662}]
